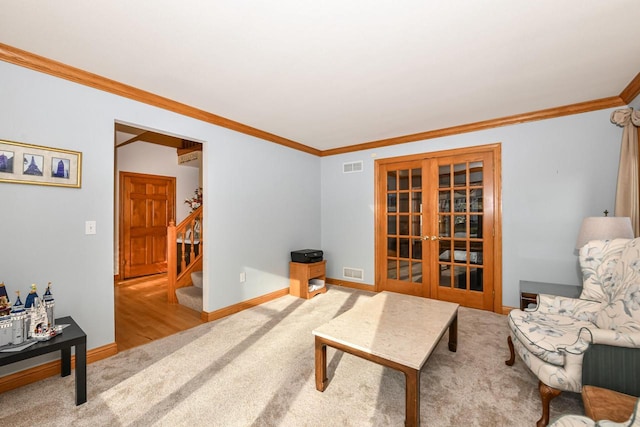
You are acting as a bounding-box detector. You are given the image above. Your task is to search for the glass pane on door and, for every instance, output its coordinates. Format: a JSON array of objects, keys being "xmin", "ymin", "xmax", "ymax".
[
  {"xmin": 386, "ymin": 166, "xmax": 423, "ymax": 285},
  {"xmin": 387, "ymin": 171, "xmax": 397, "ymax": 190},
  {"xmin": 387, "ymin": 259, "xmax": 397, "ymax": 279},
  {"xmin": 437, "ymin": 160, "xmax": 484, "ymax": 292}
]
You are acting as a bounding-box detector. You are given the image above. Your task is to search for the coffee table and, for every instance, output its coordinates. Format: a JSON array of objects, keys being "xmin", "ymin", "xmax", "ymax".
[{"xmin": 312, "ymin": 291, "xmax": 459, "ymax": 427}]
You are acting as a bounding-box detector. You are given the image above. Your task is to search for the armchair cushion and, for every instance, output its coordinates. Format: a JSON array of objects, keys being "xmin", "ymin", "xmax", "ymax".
[
  {"xmin": 509, "ymin": 308, "xmax": 595, "ymax": 366},
  {"xmin": 509, "ymin": 295, "xmax": 601, "ymax": 366},
  {"xmin": 580, "ymin": 239, "xmax": 631, "ymax": 302},
  {"xmin": 581, "ymin": 238, "xmax": 640, "ymax": 333}
]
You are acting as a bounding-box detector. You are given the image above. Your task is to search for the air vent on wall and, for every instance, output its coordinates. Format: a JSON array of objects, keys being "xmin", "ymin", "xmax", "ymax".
[
  {"xmin": 343, "ymin": 267, "xmax": 364, "ymax": 281},
  {"xmin": 343, "ymin": 161, "xmax": 363, "ymax": 173}
]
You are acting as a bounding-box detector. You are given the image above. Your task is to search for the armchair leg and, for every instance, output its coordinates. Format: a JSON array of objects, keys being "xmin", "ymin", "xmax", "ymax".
[
  {"xmin": 505, "ymin": 335, "xmax": 516, "ymax": 366},
  {"xmin": 537, "ymin": 381, "xmax": 561, "ymax": 427}
]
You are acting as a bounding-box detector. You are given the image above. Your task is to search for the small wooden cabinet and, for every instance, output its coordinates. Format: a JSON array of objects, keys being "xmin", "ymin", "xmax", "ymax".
[
  {"xmin": 289, "ymin": 260, "xmax": 327, "ymax": 299},
  {"xmin": 519, "ymin": 280, "xmax": 582, "ymax": 310}
]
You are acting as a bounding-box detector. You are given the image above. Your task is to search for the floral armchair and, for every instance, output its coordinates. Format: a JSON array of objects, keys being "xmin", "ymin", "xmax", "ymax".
[{"xmin": 506, "ymin": 238, "xmax": 640, "ymax": 427}]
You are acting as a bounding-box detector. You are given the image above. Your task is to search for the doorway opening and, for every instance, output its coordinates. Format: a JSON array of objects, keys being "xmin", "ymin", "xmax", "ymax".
[{"xmin": 114, "ymin": 122, "xmax": 205, "ymax": 351}]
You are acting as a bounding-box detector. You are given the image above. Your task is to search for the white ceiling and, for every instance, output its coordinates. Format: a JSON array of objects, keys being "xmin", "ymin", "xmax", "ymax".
[{"xmin": 2, "ymin": 1, "xmax": 640, "ymax": 151}]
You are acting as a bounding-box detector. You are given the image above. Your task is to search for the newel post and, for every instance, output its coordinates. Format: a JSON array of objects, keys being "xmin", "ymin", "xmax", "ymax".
[{"xmin": 167, "ymin": 220, "xmax": 178, "ymax": 303}]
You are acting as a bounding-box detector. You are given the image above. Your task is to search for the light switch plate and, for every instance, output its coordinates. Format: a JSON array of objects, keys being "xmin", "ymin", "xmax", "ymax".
[{"xmin": 85, "ymin": 221, "xmax": 96, "ymax": 235}]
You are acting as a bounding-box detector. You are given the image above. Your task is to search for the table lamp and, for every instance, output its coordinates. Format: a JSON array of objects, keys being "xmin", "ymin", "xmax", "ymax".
[{"xmin": 575, "ymin": 213, "xmax": 634, "ymax": 249}]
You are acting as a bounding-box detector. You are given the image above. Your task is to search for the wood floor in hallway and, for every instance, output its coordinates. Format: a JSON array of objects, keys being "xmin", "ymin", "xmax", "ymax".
[{"xmin": 115, "ymin": 274, "xmax": 204, "ymax": 352}]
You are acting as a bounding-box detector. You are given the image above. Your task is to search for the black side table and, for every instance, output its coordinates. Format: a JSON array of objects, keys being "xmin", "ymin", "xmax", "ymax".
[{"xmin": 0, "ymin": 315, "xmax": 87, "ymax": 405}]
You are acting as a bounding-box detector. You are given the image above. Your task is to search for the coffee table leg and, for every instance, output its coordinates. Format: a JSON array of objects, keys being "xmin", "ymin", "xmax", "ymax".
[
  {"xmin": 405, "ymin": 368, "xmax": 420, "ymax": 427},
  {"xmin": 448, "ymin": 313, "xmax": 458, "ymax": 352},
  {"xmin": 315, "ymin": 336, "xmax": 328, "ymax": 391},
  {"xmin": 75, "ymin": 341, "xmax": 87, "ymax": 405}
]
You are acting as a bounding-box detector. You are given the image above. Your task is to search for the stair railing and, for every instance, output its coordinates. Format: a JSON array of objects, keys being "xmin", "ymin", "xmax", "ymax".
[{"xmin": 167, "ymin": 206, "xmax": 203, "ymax": 303}]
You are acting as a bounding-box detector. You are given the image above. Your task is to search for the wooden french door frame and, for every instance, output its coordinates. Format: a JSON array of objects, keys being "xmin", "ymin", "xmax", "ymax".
[{"xmin": 374, "ymin": 143, "xmax": 502, "ymax": 313}]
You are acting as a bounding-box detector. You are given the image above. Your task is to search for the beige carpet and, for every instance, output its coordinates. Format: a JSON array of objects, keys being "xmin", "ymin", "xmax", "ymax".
[{"xmin": 0, "ymin": 286, "xmax": 582, "ymax": 426}]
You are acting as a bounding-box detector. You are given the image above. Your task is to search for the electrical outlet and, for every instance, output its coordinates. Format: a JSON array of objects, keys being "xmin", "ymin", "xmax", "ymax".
[
  {"xmin": 240, "ymin": 272, "xmax": 246, "ymax": 283},
  {"xmin": 85, "ymin": 220, "xmax": 96, "ymax": 235}
]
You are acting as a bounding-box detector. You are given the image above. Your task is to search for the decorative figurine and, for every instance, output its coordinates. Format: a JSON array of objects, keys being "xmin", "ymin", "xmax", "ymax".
[{"xmin": 0, "ymin": 282, "xmax": 63, "ymax": 350}]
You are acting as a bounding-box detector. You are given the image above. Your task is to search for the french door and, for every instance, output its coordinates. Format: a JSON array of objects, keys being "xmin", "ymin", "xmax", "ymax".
[{"xmin": 375, "ymin": 145, "xmax": 500, "ymax": 311}]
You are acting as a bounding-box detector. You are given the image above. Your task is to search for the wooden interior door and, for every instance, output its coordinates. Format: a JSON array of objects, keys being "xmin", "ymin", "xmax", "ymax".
[
  {"xmin": 376, "ymin": 145, "xmax": 500, "ymax": 311},
  {"xmin": 120, "ymin": 172, "xmax": 176, "ymax": 279}
]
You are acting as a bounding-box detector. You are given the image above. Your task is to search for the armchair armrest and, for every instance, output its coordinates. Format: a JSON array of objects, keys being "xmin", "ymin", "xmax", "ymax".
[
  {"xmin": 558, "ymin": 328, "xmax": 640, "ymax": 356},
  {"xmin": 534, "ymin": 294, "xmax": 600, "ymax": 322},
  {"xmin": 580, "ymin": 328, "xmax": 640, "ymax": 349}
]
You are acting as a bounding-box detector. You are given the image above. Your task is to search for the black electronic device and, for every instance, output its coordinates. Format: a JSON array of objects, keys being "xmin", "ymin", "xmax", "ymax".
[{"xmin": 291, "ymin": 249, "xmax": 323, "ymax": 263}]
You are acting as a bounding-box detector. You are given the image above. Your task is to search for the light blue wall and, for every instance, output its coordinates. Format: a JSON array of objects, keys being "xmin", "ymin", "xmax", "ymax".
[
  {"xmin": 0, "ymin": 60, "xmax": 320, "ymax": 372},
  {"xmin": 204, "ymin": 129, "xmax": 321, "ymax": 309},
  {"xmin": 320, "ymin": 109, "xmax": 624, "ymax": 308}
]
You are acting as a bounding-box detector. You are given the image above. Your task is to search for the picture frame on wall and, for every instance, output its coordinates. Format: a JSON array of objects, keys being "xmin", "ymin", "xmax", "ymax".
[{"xmin": 0, "ymin": 139, "xmax": 82, "ymax": 188}]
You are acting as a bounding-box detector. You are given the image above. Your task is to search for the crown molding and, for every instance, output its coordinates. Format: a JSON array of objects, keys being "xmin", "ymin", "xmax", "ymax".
[
  {"xmin": 620, "ymin": 72, "xmax": 640, "ymax": 104},
  {"xmin": 321, "ymin": 96, "xmax": 626, "ymax": 156},
  {"xmin": 0, "ymin": 43, "xmax": 634, "ymax": 158},
  {"xmin": 0, "ymin": 43, "xmax": 320, "ymax": 156}
]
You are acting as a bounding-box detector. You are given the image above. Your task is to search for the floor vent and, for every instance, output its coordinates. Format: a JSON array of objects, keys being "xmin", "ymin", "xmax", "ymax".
[
  {"xmin": 343, "ymin": 267, "xmax": 364, "ymax": 281},
  {"xmin": 343, "ymin": 161, "xmax": 363, "ymax": 173}
]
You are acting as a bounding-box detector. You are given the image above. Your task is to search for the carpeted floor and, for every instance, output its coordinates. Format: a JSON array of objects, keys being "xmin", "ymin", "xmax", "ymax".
[{"xmin": 0, "ymin": 286, "xmax": 582, "ymax": 426}]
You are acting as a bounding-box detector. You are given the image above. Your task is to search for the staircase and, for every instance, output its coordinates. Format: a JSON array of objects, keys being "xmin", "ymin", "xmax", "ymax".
[
  {"xmin": 167, "ymin": 207, "xmax": 203, "ymax": 311},
  {"xmin": 175, "ymin": 271, "xmax": 203, "ymax": 312}
]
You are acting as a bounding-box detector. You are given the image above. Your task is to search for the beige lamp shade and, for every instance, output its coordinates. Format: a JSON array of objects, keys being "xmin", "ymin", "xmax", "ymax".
[{"xmin": 576, "ymin": 216, "xmax": 634, "ymax": 249}]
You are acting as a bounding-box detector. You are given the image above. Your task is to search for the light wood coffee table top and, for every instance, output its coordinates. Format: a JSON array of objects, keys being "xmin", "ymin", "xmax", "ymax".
[
  {"xmin": 313, "ymin": 291, "xmax": 459, "ymax": 370},
  {"xmin": 312, "ymin": 291, "xmax": 459, "ymax": 426}
]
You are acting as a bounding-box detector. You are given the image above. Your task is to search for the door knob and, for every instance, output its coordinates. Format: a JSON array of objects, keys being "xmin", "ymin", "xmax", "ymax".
[{"xmin": 421, "ymin": 235, "xmax": 442, "ymax": 241}]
